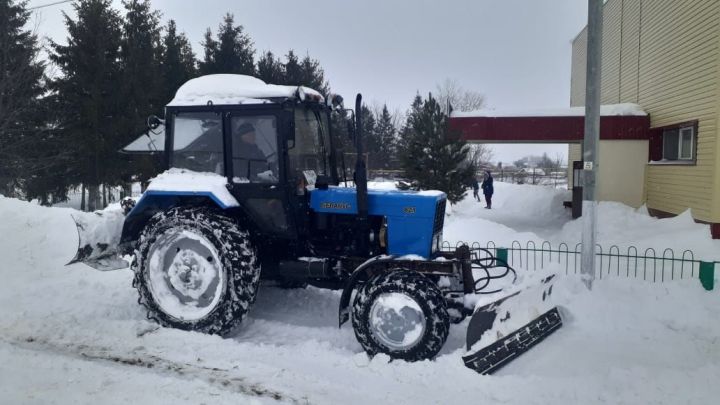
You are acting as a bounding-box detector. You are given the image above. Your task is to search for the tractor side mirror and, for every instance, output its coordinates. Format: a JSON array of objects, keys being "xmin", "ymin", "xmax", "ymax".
[
  {"xmin": 147, "ymin": 115, "xmax": 163, "ymax": 130},
  {"xmin": 327, "ymin": 93, "xmax": 345, "ymax": 110}
]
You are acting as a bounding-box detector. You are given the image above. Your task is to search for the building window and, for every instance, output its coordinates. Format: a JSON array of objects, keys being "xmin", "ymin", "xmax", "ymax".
[{"xmin": 662, "ymin": 125, "xmax": 695, "ymax": 161}]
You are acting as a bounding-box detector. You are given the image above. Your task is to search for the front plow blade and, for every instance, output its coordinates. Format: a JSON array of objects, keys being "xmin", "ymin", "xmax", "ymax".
[
  {"xmin": 67, "ymin": 210, "xmax": 128, "ymax": 271},
  {"xmin": 463, "ymin": 275, "xmax": 563, "ymax": 375}
]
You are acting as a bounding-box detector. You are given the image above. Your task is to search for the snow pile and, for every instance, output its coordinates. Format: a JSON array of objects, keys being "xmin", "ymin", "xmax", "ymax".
[
  {"xmin": 444, "ymin": 182, "xmax": 570, "ymax": 244},
  {"xmin": 557, "ymin": 203, "xmax": 720, "ymax": 260},
  {"xmin": 146, "ymin": 168, "xmax": 239, "ymax": 208},
  {"xmin": 453, "ymin": 103, "xmax": 647, "ymax": 118},
  {"xmin": 168, "ymin": 74, "xmax": 324, "ymax": 106}
]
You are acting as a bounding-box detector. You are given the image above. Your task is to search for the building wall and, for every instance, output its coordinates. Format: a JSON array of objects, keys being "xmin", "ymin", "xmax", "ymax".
[
  {"xmin": 597, "ymin": 140, "xmax": 648, "ymax": 208},
  {"xmin": 570, "ymin": 0, "xmax": 720, "ymax": 223},
  {"xmin": 570, "ymin": 28, "xmax": 587, "ymax": 106},
  {"xmin": 566, "ymin": 140, "xmax": 647, "ymax": 208}
]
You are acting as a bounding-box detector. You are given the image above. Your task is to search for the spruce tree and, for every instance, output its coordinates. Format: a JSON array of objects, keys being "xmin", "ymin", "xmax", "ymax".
[
  {"xmin": 199, "ymin": 13, "xmax": 255, "ymax": 75},
  {"xmin": 160, "ymin": 19, "xmax": 197, "ymax": 104},
  {"xmin": 198, "ymin": 28, "xmax": 217, "ymax": 74},
  {"xmin": 0, "ymin": 0, "xmax": 46, "ymax": 197},
  {"xmin": 374, "ymin": 105, "xmax": 398, "ymax": 169},
  {"xmin": 282, "ymin": 50, "xmax": 302, "ymax": 84},
  {"xmin": 399, "ymin": 94, "xmax": 476, "ymax": 203},
  {"xmin": 299, "ymin": 54, "xmax": 329, "ymax": 95},
  {"xmin": 360, "ymin": 105, "xmax": 379, "ymax": 172},
  {"xmin": 278, "ymin": 50, "xmax": 329, "ymax": 94},
  {"xmin": 257, "ymin": 51, "xmax": 283, "ymax": 84},
  {"xmin": 118, "ymin": 0, "xmax": 164, "ymax": 188},
  {"xmin": 49, "ymin": 0, "xmax": 123, "ymax": 210}
]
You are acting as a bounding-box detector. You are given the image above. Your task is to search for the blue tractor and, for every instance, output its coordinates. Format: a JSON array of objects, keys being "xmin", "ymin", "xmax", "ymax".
[{"xmin": 71, "ymin": 75, "xmax": 561, "ymax": 373}]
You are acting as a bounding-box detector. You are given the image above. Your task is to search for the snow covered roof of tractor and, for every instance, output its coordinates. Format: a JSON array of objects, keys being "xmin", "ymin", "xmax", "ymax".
[{"xmin": 167, "ymin": 74, "xmax": 324, "ymax": 106}]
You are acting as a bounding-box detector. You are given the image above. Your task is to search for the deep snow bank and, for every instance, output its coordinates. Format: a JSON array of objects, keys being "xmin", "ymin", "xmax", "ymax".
[
  {"xmin": 443, "ymin": 182, "xmax": 720, "ymax": 261},
  {"xmin": 558, "ymin": 203, "xmax": 720, "ymax": 260}
]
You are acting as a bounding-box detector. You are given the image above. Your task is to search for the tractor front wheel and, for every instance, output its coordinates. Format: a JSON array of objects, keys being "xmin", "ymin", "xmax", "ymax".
[
  {"xmin": 133, "ymin": 206, "xmax": 260, "ymax": 336},
  {"xmin": 352, "ymin": 270, "xmax": 450, "ymax": 361}
]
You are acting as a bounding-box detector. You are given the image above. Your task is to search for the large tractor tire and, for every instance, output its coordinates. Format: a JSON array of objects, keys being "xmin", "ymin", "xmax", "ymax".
[
  {"xmin": 352, "ymin": 270, "xmax": 450, "ymax": 361},
  {"xmin": 133, "ymin": 206, "xmax": 260, "ymax": 336}
]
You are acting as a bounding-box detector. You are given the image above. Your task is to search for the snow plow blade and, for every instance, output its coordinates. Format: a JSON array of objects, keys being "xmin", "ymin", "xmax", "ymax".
[
  {"xmin": 462, "ymin": 275, "xmax": 563, "ymax": 375},
  {"xmin": 67, "ymin": 210, "xmax": 128, "ymax": 271}
]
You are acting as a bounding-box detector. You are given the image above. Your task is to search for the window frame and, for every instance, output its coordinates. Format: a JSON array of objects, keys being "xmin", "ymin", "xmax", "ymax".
[
  {"xmin": 169, "ymin": 110, "xmax": 225, "ymax": 174},
  {"xmin": 228, "ymin": 114, "xmax": 281, "ymax": 184},
  {"xmin": 651, "ymin": 120, "xmax": 698, "ymax": 165}
]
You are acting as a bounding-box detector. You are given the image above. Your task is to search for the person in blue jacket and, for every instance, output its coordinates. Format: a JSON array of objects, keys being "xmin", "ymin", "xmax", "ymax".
[{"xmin": 481, "ymin": 170, "xmax": 494, "ymax": 209}]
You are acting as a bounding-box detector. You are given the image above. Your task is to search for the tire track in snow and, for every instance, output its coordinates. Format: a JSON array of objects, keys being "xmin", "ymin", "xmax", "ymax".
[{"xmin": 2, "ymin": 335, "xmax": 302, "ymax": 404}]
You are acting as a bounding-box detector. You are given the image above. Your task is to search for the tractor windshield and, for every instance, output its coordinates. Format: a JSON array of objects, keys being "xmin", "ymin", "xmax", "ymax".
[
  {"xmin": 289, "ymin": 107, "xmax": 334, "ymax": 182},
  {"xmin": 171, "ymin": 111, "xmax": 224, "ymax": 174}
]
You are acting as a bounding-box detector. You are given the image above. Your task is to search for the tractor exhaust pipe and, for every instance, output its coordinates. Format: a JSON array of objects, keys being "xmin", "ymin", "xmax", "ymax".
[{"xmin": 354, "ymin": 93, "xmax": 369, "ymax": 256}]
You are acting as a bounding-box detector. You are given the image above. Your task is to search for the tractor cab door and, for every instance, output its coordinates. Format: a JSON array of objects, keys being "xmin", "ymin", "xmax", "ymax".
[
  {"xmin": 285, "ymin": 106, "xmax": 337, "ymax": 238},
  {"xmin": 225, "ymin": 111, "xmax": 296, "ymax": 239}
]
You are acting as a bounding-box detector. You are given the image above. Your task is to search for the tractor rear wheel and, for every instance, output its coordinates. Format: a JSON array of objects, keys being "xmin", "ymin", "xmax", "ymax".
[
  {"xmin": 352, "ymin": 270, "xmax": 450, "ymax": 361},
  {"xmin": 133, "ymin": 206, "xmax": 260, "ymax": 336}
]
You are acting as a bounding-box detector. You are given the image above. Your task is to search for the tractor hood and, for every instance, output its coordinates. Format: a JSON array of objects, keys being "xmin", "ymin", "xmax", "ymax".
[{"xmin": 309, "ymin": 186, "xmax": 447, "ymax": 258}]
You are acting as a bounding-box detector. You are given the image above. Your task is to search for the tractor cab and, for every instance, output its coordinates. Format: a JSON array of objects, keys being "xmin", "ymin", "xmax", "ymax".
[{"xmin": 124, "ymin": 75, "xmax": 344, "ymax": 244}]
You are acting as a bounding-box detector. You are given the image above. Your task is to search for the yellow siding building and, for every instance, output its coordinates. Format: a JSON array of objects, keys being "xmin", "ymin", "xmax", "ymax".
[{"xmin": 570, "ymin": 0, "xmax": 720, "ymax": 238}]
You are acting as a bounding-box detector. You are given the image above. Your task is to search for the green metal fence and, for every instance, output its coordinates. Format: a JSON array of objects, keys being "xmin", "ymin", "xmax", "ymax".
[{"xmin": 441, "ymin": 240, "xmax": 718, "ymax": 290}]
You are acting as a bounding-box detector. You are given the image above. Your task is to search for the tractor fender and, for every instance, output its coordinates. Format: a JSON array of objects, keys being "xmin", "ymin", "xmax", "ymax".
[
  {"xmin": 338, "ymin": 255, "xmax": 398, "ymax": 327},
  {"xmin": 120, "ymin": 190, "xmax": 240, "ymax": 249}
]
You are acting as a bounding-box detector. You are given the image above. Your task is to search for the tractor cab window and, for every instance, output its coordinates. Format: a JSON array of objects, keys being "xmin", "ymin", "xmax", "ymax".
[
  {"xmin": 172, "ymin": 112, "xmax": 223, "ymax": 174},
  {"xmin": 289, "ymin": 107, "xmax": 334, "ymax": 184},
  {"xmin": 230, "ymin": 116, "xmax": 279, "ymax": 183}
]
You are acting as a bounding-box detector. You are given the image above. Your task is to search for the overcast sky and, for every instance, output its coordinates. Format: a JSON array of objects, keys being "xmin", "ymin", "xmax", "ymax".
[{"xmin": 29, "ymin": 0, "xmax": 588, "ymax": 164}]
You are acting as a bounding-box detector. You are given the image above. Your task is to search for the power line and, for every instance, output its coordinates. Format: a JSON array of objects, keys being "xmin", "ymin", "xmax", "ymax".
[{"xmin": 28, "ymin": 0, "xmax": 74, "ymax": 11}]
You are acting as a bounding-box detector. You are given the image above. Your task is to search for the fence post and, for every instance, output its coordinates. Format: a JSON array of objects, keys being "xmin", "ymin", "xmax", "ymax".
[
  {"xmin": 699, "ymin": 262, "xmax": 715, "ymax": 291},
  {"xmin": 496, "ymin": 248, "xmax": 509, "ymax": 266}
]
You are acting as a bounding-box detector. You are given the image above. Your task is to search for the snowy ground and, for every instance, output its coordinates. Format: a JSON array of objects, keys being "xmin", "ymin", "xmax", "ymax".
[{"xmin": 1, "ymin": 182, "xmax": 719, "ymax": 404}]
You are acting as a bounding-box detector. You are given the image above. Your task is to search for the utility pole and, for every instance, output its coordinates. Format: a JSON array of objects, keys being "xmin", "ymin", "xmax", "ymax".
[{"xmin": 582, "ymin": 0, "xmax": 603, "ymax": 290}]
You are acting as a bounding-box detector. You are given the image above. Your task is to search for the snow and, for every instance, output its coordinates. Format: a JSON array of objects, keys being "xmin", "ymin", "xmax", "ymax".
[
  {"xmin": 417, "ymin": 190, "xmax": 445, "ymax": 197},
  {"xmin": 168, "ymin": 74, "xmax": 324, "ymax": 106},
  {"xmin": 370, "ymin": 293, "xmax": 425, "ymax": 348},
  {"xmin": 146, "ymin": 229, "xmax": 225, "ymax": 321},
  {"xmin": 146, "ymin": 168, "xmax": 239, "ymax": 208},
  {"xmin": 2, "ymin": 178, "xmax": 720, "ymax": 404},
  {"xmin": 453, "ymin": 103, "xmax": 647, "ymax": 118}
]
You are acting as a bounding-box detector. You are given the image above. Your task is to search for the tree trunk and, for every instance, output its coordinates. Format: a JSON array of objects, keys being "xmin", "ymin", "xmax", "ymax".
[
  {"xmin": 122, "ymin": 182, "xmax": 132, "ymax": 199},
  {"xmin": 88, "ymin": 184, "xmax": 100, "ymax": 212},
  {"xmin": 102, "ymin": 184, "xmax": 107, "ymax": 208},
  {"xmin": 80, "ymin": 184, "xmax": 86, "ymax": 211}
]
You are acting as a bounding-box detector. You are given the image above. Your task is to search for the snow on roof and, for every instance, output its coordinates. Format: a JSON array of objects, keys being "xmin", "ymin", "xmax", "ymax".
[
  {"xmin": 452, "ymin": 103, "xmax": 647, "ymax": 118},
  {"xmin": 167, "ymin": 74, "xmax": 324, "ymax": 106}
]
